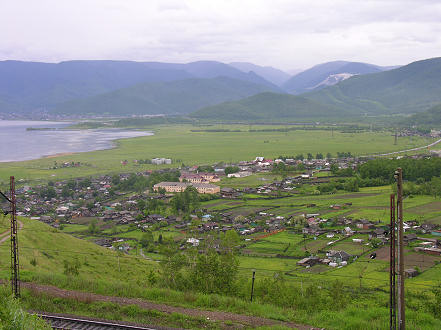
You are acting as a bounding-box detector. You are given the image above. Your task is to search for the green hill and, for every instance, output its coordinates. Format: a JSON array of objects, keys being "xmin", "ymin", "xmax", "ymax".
[
  {"xmin": 190, "ymin": 92, "xmax": 347, "ymax": 120},
  {"xmin": 304, "ymin": 57, "xmax": 441, "ymax": 114},
  {"xmin": 0, "ymin": 217, "xmax": 157, "ymax": 284},
  {"xmin": 405, "ymin": 104, "xmax": 441, "ymax": 126},
  {"xmin": 53, "ymin": 77, "xmax": 282, "ymax": 115},
  {"xmin": 282, "ymin": 61, "xmax": 386, "ymax": 94}
]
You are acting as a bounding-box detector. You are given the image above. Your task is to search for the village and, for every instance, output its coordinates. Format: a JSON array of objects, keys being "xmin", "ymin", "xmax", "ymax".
[{"xmin": 10, "ymin": 153, "xmax": 441, "ymax": 277}]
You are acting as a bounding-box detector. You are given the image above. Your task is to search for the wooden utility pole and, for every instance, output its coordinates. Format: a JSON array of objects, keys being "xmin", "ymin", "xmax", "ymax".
[
  {"xmin": 10, "ymin": 176, "xmax": 20, "ymax": 298},
  {"xmin": 395, "ymin": 168, "xmax": 405, "ymax": 329},
  {"xmin": 250, "ymin": 270, "xmax": 256, "ymax": 302},
  {"xmin": 390, "ymin": 194, "xmax": 396, "ymax": 330}
]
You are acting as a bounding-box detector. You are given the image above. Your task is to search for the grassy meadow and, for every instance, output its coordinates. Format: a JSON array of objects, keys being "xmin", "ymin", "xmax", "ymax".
[{"xmin": 0, "ymin": 124, "xmax": 435, "ymax": 182}]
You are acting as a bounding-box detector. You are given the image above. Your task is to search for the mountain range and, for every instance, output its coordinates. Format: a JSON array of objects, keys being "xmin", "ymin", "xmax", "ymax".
[
  {"xmin": 54, "ymin": 77, "xmax": 282, "ymax": 116},
  {"xmin": 0, "ymin": 60, "xmax": 279, "ymax": 114},
  {"xmin": 304, "ymin": 57, "xmax": 441, "ymax": 114},
  {"xmin": 192, "ymin": 58, "xmax": 441, "ymax": 120},
  {"xmin": 282, "ymin": 61, "xmax": 395, "ymax": 94},
  {"xmin": 229, "ymin": 62, "xmax": 291, "ymax": 86},
  {"xmin": 2, "ymin": 57, "xmax": 440, "ymax": 122}
]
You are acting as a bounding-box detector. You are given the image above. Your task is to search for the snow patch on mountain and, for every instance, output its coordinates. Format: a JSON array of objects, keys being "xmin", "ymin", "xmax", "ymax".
[{"xmin": 311, "ymin": 73, "xmax": 356, "ymax": 90}]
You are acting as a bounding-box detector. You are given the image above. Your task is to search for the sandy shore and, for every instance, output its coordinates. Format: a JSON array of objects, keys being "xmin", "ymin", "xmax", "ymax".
[{"xmin": 44, "ymin": 152, "xmax": 76, "ymax": 158}]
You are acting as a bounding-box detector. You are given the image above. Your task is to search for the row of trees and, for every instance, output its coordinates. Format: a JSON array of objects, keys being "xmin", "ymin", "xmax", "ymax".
[
  {"xmin": 277, "ymin": 151, "xmax": 352, "ymax": 161},
  {"xmin": 358, "ymin": 158, "xmax": 441, "ymax": 183},
  {"xmin": 113, "ymin": 170, "xmax": 180, "ymax": 193}
]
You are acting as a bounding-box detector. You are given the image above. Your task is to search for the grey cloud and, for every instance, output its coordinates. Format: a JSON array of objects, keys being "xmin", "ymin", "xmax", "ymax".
[{"xmin": 1, "ymin": 0, "xmax": 441, "ymax": 69}]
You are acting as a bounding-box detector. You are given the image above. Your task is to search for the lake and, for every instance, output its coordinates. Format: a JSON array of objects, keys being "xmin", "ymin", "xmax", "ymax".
[{"xmin": 0, "ymin": 120, "xmax": 152, "ymax": 162}]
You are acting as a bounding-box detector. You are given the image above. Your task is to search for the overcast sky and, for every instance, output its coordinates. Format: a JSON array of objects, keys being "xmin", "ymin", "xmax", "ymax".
[{"xmin": 1, "ymin": 0, "xmax": 441, "ymax": 71}]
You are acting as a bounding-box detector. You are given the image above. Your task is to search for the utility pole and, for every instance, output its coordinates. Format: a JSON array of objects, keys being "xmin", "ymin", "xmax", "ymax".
[
  {"xmin": 250, "ymin": 270, "xmax": 256, "ymax": 302},
  {"xmin": 395, "ymin": 168, "xmax": 405, "ymax": 329},
  {"xmin": 10, "ymin": 176, "xmax": 20, "ymax": 298},
  {"xmin": 390, "ymin": 194, "xmax": 396, "ymax": 330}
]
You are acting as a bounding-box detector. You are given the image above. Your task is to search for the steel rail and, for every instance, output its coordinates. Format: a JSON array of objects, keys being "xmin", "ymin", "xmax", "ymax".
[{"xmin": 37, "ymin": 313, "xmax": 158, "ymax": 330}]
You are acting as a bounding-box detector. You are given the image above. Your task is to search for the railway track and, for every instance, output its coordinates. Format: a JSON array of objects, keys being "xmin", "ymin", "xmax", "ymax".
[{"xmin": 37, "ymin": 313, "xmax": 158, "ymax": 330}]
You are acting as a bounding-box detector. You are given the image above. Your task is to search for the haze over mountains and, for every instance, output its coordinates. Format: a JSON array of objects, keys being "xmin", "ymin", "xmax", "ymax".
[
  {"xmin": 0, "ymin": 60, "xmax": 279, "ymax": 114},
  {"xmin": 54, "ymin": 77, "xmax": 281, "ymax": 116},
  {"xmin": 229, "ymin": 62, "xmax": 291, "ymax": 86},
  {"xmin": 1, "ymin": 57, "xmax": 440, "ymax": 122}
]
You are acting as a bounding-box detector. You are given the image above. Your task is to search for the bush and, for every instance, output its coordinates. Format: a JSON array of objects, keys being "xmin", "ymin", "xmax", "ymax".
[{"xmin": 0, "ymin": 292, "xmax": 49, "ymax": 329}]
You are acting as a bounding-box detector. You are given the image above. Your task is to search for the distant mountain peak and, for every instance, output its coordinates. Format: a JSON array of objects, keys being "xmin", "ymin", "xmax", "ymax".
[{"xmin": 282, "ymin": 60, "xmax": 393, "ymax": 94}]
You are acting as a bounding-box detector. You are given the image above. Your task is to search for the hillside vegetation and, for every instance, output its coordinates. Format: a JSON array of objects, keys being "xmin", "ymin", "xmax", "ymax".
[
  {"xmin": 305, "ymin": 57, "xmax": 441, "ymax": 114},
  {"xmin": 405, "ymin": 104, "xmax": 441, "ymax": 126},
  {"xmin": 53, "ymin": 77, "xmax": 282, "ymax": 115},
  {"xmin": 190, "ymin": 92, "xmax": 347, "ymax": 120}
]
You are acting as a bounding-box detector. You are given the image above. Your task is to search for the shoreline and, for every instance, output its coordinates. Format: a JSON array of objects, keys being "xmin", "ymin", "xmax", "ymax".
[{"xmin": 0, "ymin": 123, "xmax": 154, "ymax": 163}]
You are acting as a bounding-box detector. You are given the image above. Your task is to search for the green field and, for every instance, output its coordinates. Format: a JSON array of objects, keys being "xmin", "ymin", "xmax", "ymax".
[{"xmin": 0, "ymin": 124, "xmax": 435, "ymax": 182}]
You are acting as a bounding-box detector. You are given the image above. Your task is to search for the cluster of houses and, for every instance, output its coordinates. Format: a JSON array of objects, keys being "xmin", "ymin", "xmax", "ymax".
[{"xmin": 12, "ymin": 153, "xmax": 441, "ymax": 270}]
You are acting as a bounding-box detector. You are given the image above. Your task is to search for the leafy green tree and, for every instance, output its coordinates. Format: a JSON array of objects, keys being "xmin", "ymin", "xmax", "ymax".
[
  {"xmin": 88, "ymin": 219, "xmax": 99, "ymax": 234},
  {"xmin": 140, "ymin": 230, "xmax": 154, "ymax": 249},
  {"xmin": 225, "ymin": 166, "xmax": 240, "ymax": 175},
  {"xmin": 222, "ymin": 230, "xmax": 241, "ymax": 250},
  {"xmin": 61, "ymin": 186, "xmax": 72, "ymax": 198},
  {"xmin": 40, "ymin": 186, "xmax": 56, "ymax": 199},
  {"xmin": 189, "ymin": 249, "xmax": 238, "ymax": 294},
  {"xmin": 344, "ymin": 178, "xmax": 359, "ymax": 192},
  {"xmin": 111, "ymin": 174, "xmax": 120, "ymax": 186}
]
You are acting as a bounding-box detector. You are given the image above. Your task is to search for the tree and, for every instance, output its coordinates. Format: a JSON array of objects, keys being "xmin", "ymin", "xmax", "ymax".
[
  {"xmin": 307, "ymin": 153, "xmax": 313, "ymax": 160},
  {"xmin": 225, "ymin": 166, "xmax": 240, "ymax": 175},
  {"xmin": 326, "ymin": 152, "xmax": 332, "ymax": 159},
  {"xmin": 189, "ymin": 249, "xmax": 238, "ymax": 294},
  {"xmin": 140, "ymin": 230, "xmax": 154, "ymax": 249},
  {"xmin": 61, "ymin": 186, "xmax": 72, "ymax": 198},
  {"xmin": 137, "ymin": 199, "xmax": 146, "ymax": 211},
  {"xmin": 222, "ymin": 230, "xmax": 241, "ymax": 250},
  {"xmin": 344, "ymin": 178, "xmax": 359, "ymax": 192},
  {"xmin": 40, "ymin": 186, "xmax": 56, "ymax": 199},
  {"xmin": 88, "ymin": 219, "xmax": 99, "ymax": 234},
  {"xmin": 111, "ymin": 174, "xmax": 120, "ymax": 186},
  {"xmin": 316, "ymin": 153, "xmax": 323, "ymax": 159}
]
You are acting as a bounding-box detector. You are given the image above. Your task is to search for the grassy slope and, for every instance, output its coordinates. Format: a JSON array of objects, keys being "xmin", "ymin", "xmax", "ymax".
[
  {"xmin": 0, "ymin": 217, "xmax": 158, "ymax": 283},
  {"xmin": 0, "ymin": 125, "xmax": 434, "ymax": 182}
]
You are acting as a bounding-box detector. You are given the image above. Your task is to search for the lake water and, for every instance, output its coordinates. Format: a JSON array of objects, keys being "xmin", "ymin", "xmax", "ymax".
[{"xmin": 0, "ymin": 120, "xmax": 153, "ymax": 162}]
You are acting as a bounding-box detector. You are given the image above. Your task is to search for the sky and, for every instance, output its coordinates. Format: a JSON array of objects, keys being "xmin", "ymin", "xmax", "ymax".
[{"xmin": 1, "ymin": 0, "xmax": 441, "ymax": 71}]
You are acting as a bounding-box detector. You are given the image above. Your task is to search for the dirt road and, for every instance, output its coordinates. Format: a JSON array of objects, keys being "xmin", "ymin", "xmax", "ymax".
[{"xmin": 18, "ymin": 281, "xmax": 317, "ymax": 329}]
